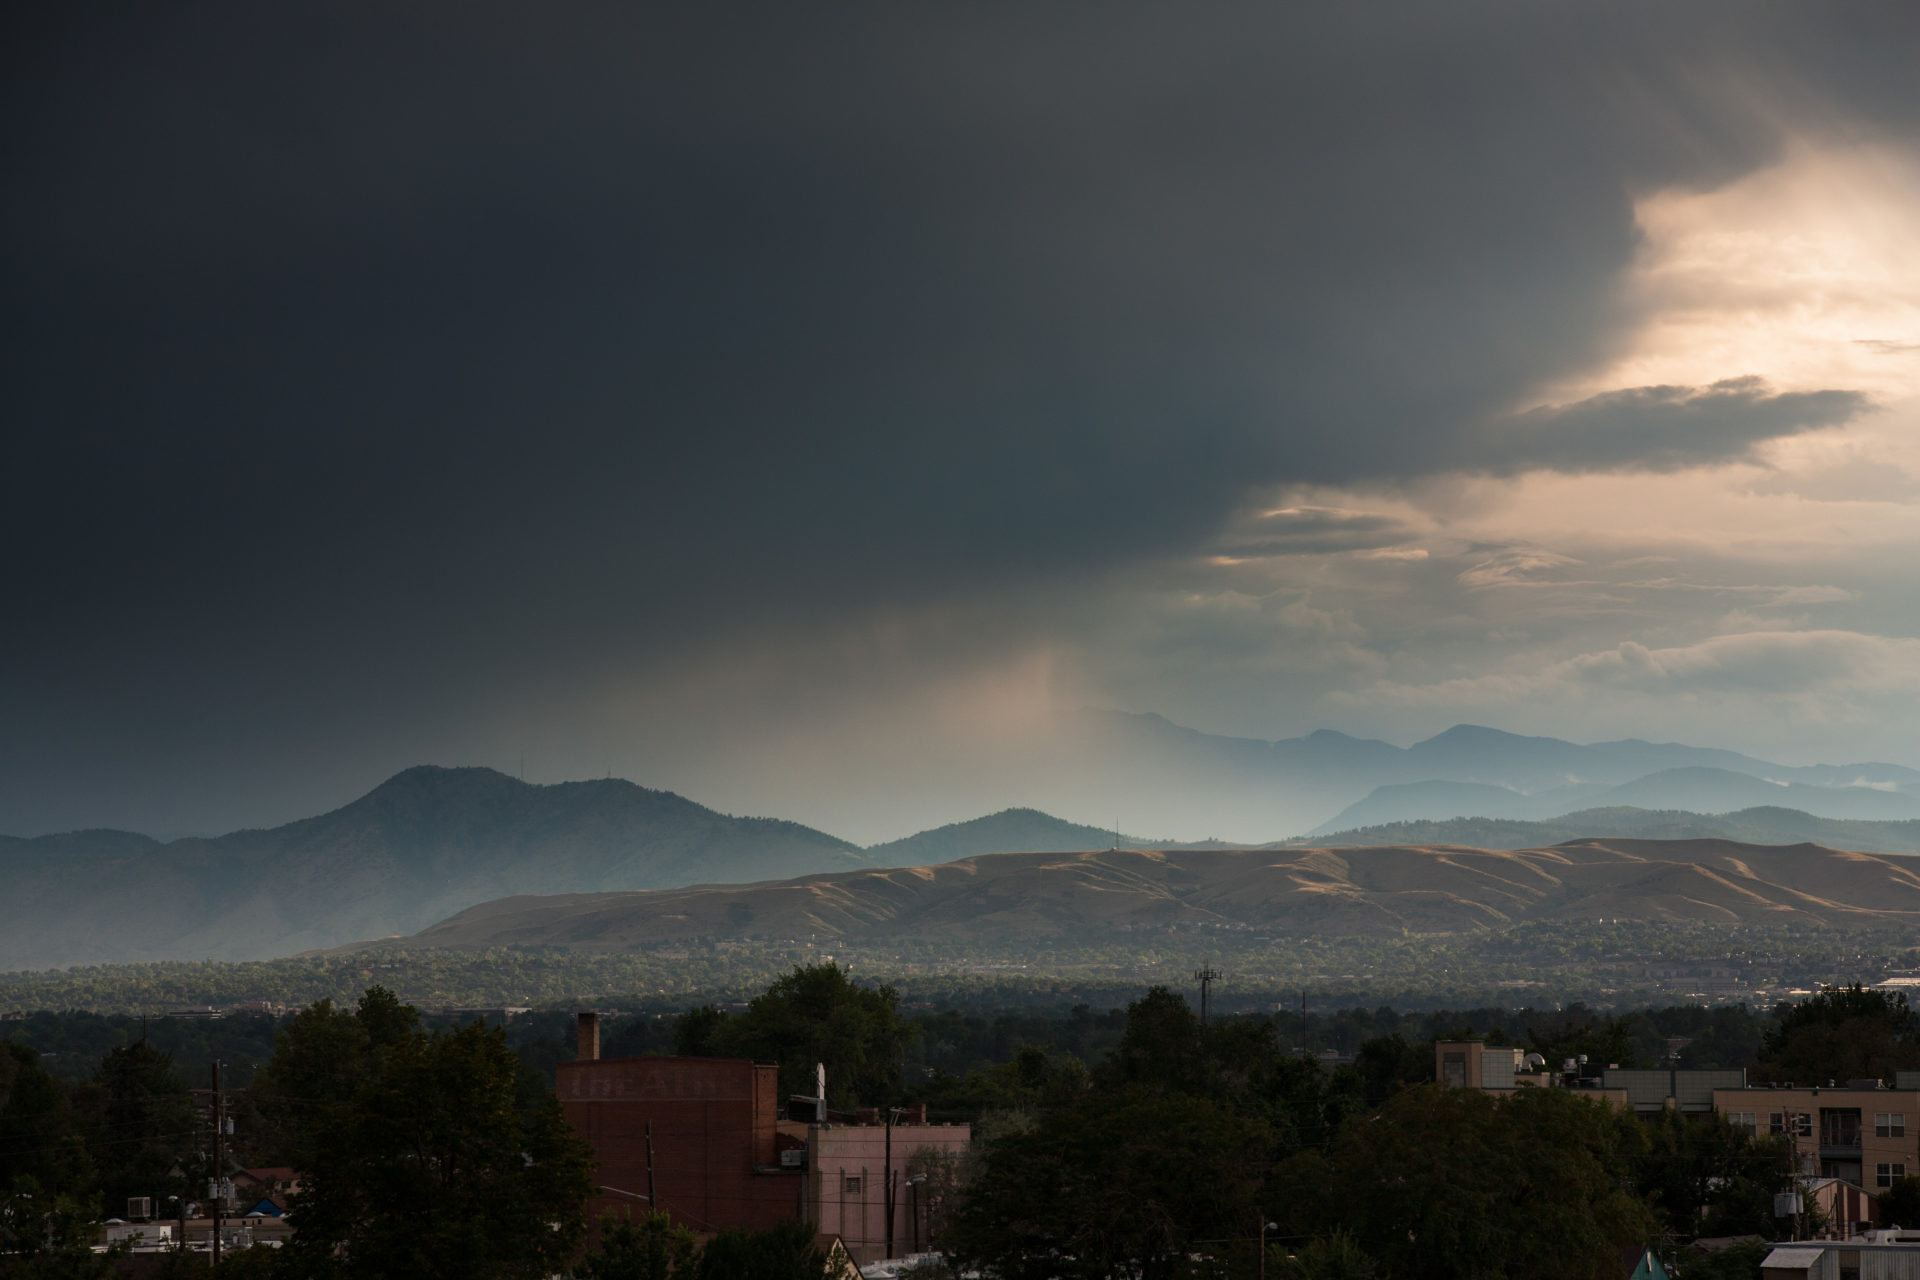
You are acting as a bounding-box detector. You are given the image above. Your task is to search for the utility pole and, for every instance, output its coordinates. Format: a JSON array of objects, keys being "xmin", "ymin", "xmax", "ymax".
[
  {"xmin": 211, "ymin": 1061, "xmax": 223, "ymax": 1266},
  {"xmin": 883, "ymin": 1107, "xmax": 902, "ymax": 1259},
  {"xmin": 1786, "ymin": 1108, "xmax": 1803, "ymax": 1241},
  {"xmin": 645, "ymin": 1120, "xmax": 656, "ymax": 1211},
  {"xmin": 1301, "ymin": 990, "xmax": 1308, "ymax": 1057},
  {"xmin": 1194, "ymin": 967, "xmax": 1222, "ymax": 1025}
]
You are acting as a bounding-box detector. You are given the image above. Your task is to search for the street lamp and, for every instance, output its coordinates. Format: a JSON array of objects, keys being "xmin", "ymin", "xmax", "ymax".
[{"xmin": 1258, "ymin": 1220, "xmax": 1279, "ymax": 1280}]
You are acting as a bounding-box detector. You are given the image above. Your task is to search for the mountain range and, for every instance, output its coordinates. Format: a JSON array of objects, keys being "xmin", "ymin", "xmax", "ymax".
[
  {"xmin": 1061, "ymin": 713, "xmax": 1920, "ymax": 839},
  {"xmin": 357, "ymin": 838, "xmax": 1920, "ymax": 952},
  {"xmin": 1296, "ymin": 806, "xmax": 1920, "ymax": 856},
  {"xmin": 5, "ymin": 718, "xmax": 1917, "ymax": 970},
  {"xmin": 1310, "ymin": 766, "xmax": 1920, "ymax": 835},
  {"xmin": 0, "ymin": 767, "xmax": 864, "ymax": 970}
]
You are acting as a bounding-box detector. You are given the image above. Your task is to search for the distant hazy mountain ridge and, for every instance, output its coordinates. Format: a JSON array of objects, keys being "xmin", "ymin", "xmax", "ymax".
[
  {"xmin": 863, "ymin": 808, "xmax": 1138, "ymax": 867},
  {"xmin": 1054, "ymin": 713, "xmax": 1920, "ymax": 841},
  {"xmin": 1309, "ymin": 767, "xmax": 1920, "ymax": 835},
  {"xmin": 6, "ymin": 719, "xmax": 1917, "ymax": 970},
  {"xmin": 367, "ymin": 837, "xmax": 1920, "ymax": 952},
  {"xmin": 1297, "ymin": 806, "xmax": 1920, "ymax": 855},
  {"xmin": 0, "ymin": 766, "xmax": 865, "ymax": 970}
]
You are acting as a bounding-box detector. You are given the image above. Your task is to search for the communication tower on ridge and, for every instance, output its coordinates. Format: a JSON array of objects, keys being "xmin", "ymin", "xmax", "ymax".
[{"xmin": 1194, "ymin": 966, "xmax": 1223, "ymax": 1024}]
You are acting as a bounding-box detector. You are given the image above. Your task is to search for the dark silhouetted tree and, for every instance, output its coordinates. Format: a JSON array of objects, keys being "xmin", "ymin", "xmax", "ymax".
[
  {"xmin": 690, "ymin": 1218, "xmax": 829, "ymax": 1280},
  {"xmin": 1756, "ymin": 984, "xmax": 1920, "ymax": 1084},
  {"xmin": 945, "ymin": 1086, "xmax": 1270, "ymax": 1280},
  {"xmin": 576, "ymin": 1209, "xmax": 699, "ymax": 1280},
  {"xmin": 277, "ymin": 1016, "xmax": 593, "ymax": 1280},
  {"xmin": 1880, "ymin": 1176, "xmax": 1920, "ymax": 1231},
  {"xmin": 80, "ymin": 1039, "xmax": 193, "ymax": 1220},
  {"xmin": 1277, "ymin": 1084, "xmax": 1653, "ymax": 1280},
  {"xmin": 690, "ymin": 964, "xmax": 907, "ymax": 1107}
]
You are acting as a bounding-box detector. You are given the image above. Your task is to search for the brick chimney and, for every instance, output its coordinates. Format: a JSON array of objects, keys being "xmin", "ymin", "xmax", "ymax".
[{"xmin": 576, "ymin": 1011, "xmax": 600, "ymax": 1061}]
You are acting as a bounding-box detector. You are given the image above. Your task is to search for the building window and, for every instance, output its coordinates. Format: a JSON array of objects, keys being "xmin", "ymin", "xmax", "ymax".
[
  {"xmin": 1879, "ymin": 1163, "xmax": 1908, "ymax": 1188},
  {"xmin": 1878, "ymin": 1113, "xmax": 1907, "ymax": 1139},
  {"xmin": 843, "ymin": 1176, "xmax": 862, "ymax": 1195},
  {"xmin": 1728, "ymin": 1113, "xmax": 1756, "ymax": 1133}
]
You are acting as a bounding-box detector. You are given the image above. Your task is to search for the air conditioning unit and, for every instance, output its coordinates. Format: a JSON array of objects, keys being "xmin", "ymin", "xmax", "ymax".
[
  {"xmin": 779, "ymin": 1147, "xmax": 806, "ymax": 1168},
  {"xmin": 127, "ymin": 1197, "xmax": 152, "ymax": 1221}
]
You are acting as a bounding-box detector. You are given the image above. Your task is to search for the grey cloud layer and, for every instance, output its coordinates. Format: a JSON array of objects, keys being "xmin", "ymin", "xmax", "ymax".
[
  {"xmin": 1491, "ymin": 380, "xmax": 1868, "ymax": 475},
  {"xmin": 3, "ymin": 3, "xmax": 1916, "ymax": 833}
]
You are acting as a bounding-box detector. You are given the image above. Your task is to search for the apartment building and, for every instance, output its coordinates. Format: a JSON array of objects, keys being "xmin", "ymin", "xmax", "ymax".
[{"xmin": 1713, "ymin": 1074, "xmax": 1920, "ymax": 1194}]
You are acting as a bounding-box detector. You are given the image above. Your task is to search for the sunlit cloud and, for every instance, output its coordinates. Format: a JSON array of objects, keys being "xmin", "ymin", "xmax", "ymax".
[{"xmin": 1557, "ymin": 141, "xmax": 1920, "ymax": 403}]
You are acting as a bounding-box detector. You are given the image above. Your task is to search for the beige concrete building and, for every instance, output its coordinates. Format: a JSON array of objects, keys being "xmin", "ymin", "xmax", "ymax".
[
  {"xmin": 1434, "ymin": 1040, "xmax": 1632, "ymax": 1108},
  {"xmin": 777, "ymin": 1108, "xmax": 970, "ymax": 1266},
  {"xmin": 1713, "ymin": 1077, "xmax": 1920, "ymax": 1196}
]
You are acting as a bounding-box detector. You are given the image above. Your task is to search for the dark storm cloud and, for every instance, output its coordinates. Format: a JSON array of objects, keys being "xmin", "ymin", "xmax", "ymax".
[
  {"xmin": 2, "ymin": 2, "xmax": 1916, "ymax": 832},
  {"xmin": 1482, "ymin": 379, "xmax": 1869, "ymax": 475}
]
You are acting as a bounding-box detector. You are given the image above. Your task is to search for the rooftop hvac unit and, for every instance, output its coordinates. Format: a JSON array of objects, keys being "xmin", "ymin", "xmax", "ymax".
[{"xmin": 127, "ymin": 1197, "xmax": 151, "ymax": 1221}]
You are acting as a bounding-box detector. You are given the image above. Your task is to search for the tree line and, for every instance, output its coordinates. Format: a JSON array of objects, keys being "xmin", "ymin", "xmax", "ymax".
[{"xmin": 6, "ymin": 970, "xmax": 1920, "ymax": 1278}]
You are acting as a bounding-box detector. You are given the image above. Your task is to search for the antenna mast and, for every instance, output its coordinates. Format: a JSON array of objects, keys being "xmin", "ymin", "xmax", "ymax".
[{"xmin": 1194, "ymin": 966, "xmax": 1222, "ymax": 1025}]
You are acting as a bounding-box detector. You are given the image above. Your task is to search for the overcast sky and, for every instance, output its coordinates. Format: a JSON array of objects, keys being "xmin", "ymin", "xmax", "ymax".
[{"xmin": 5, "ymin": 4, "xmax": 1919, "ymax": 841}]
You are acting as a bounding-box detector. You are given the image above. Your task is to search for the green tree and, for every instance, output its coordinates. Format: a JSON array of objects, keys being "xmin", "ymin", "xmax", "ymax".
[
  {"xmin": 672, "ymin": 1006, "xmax": 727, "ymax": 1058},
  {"xmin": 920, "ymin": 1046, "xmax": 1089, "ymax": 1121},
  {"xmin": 0, "ymin": 1178, "xmax": 127, "ymax": 1280},
  {"xmin": 1756, "ymin": 984, "xmax": 1920, "ymax": 1084},
  {"xmin": 1342, "ymin": 1035, "xmax": 1429, "ymax": 1107},
  {"xmin": 0, "ymin": 1046, "xmax": 91, "ymax": 1198},
  {"xmin": 1677, "ymin": 1237, "xmax": 1771, "ymax": 1280},
  {"xmin": 1278, "ymin": 1084, "xmax": 1654, "ymax": 1280},
  {"xmin": 79, "ymin": 1040, "xmax": 194, "ymax": 1220},
  {"xmin": 1522, "ymin": 1009, "xmax": 1646, "ymax": 1071},
  {"xmin": 575, "ymin": 1209, "xmax": 699, "ymax": 1280},
  {"xmin": 1880, "ymin": 1176, "xmax": 1920, "ymax": 1231},
  {"xmin": 694, "ymin": 964, "xmax": 908, "ymax": 1107},
  {"xmin": 689, "ymin": 1219, "xmax": 828, "ymax": 1280},
  {"xmin": 1098, "ymin": 988, "xmax": 1337, "ymax": 1157},
  {"xmin": 277, "ymin": 1017, "xmax": 594, "ymax": 1280},
  {"xmin": 249, "ymin": 986, "xmax": 420, "ymax": 1167},
  {"xmin": 151, "ymin": 1243, "xmax": 284, "ymax": 1280},
  {"xmin": 1277, "ymin": 1233, "xmax": 1385, "ymax": 1280},
  {"xmin": 1637, "ymin": 1110, "xmax": 1787, "ymax": 1240},
  {"xmin": 944, "ymin": 1086, "xmax": 1271, "ymax": 1280}
]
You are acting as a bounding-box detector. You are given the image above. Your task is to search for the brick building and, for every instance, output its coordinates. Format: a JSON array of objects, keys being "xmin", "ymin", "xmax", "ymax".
[
  {"xmin": 557, "ymin": 1011, "xmax": 970, "ymax": 1264},
  {"xmin": 557, "ymin": 1014, "xmax": 801, "ymax": 1235}
]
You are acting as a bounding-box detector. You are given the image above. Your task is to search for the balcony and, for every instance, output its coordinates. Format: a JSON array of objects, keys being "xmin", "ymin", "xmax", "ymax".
[{"xmin": 1821, "ymin": 1110, "xmax": 1862, "ymax": 1159}]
